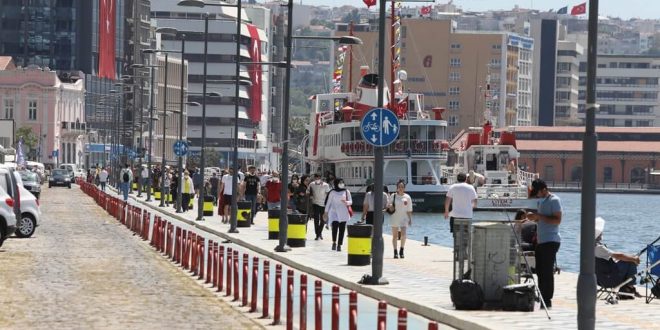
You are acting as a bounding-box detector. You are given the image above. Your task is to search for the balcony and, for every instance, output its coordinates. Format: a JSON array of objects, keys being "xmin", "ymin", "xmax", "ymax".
[
  {"xmin": 339, "ymin": 139, "xmax": 449, "ymax": 160},
  {"xmin": 61, "ymin": 121, "xmax": 86, "ymax": 135}
]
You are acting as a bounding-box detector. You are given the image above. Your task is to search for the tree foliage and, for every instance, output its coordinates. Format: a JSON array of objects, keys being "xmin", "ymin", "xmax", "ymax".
[{"xmin": 16, "ymin": 126, "xmax": 38, "ymax": 149}]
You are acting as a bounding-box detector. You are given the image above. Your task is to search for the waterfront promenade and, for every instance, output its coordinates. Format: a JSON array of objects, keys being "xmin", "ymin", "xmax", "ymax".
[{"xmin": 118, "ymin": 188, "xmax": 658, "ymax": 329}]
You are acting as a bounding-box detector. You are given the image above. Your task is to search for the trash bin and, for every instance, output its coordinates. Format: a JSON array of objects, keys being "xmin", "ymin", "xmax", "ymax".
[
  {"xmin": 268, "ymin": 209, "xmax": 280, "ymax": 239},
  {"xmin": 154, "ymin": 189, "xmax": 162, "ymax": 201},
  {"xmin": 237, "ymin": 201, "xmax": 252, "ymax": 228},
  {"xmin": 347, "ymin": 224, "xmax": 372, "ymax": 266},
  {"xmin": 203, "ymin": 195, "xmax": 214, "ymax": 216},
  {"xmin": 132, "ymin": 183, "xmax": 138, "ymax": 191},
  {"xmin": 287, "ymin": 214, "xmax": 307, "ymax": 248}
]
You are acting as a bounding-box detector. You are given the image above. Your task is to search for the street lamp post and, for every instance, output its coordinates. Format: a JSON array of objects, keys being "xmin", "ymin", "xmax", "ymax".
[
  {"xmin": 159, "ymin": 53, "xmax": 169, "ymax": 207},
  {"xmin": 177, "ymin": 34, "xmax": 187, "ymax": 213},
  {"xmin": 196, "ymin": 13, "xmax": 210, "ymax": 221},
  {"xmin": 147, "ymin": 61, "xmax": 156, "ymax": 201}
]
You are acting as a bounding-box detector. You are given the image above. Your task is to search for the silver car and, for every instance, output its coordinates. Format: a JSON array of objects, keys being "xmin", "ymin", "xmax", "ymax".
[{"xmin": 19, "ymin": 171, "xmax": 41, "ymax": 199}]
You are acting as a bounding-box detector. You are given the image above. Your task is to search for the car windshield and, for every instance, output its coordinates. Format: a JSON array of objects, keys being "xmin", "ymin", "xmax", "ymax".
[
  {"xmin": 20, "ymin": 171, "xmax": 38, "ymax": 182},
  {"xmin": 53, "ymin": 169, "xmax": 67, "ymax": 175}
]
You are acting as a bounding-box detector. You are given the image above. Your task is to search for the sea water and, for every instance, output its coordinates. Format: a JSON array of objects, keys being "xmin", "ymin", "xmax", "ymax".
[{"xmin": 381, "ymin": 192, "xmax": 660, "ymax": 273}]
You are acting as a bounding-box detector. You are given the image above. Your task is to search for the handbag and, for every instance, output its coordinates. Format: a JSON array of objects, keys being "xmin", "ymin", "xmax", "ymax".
[
  {"xmin": 345, "ymin": 191, "xmax": 354, "ymax": 217},
  {"xmin": 386, "ymin": 194, "xmax": 396, "ymax": 215}
]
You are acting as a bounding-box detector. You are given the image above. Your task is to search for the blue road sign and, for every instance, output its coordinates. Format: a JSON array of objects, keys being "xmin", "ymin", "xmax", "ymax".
[
  {"xmin": 173, "ymin": 140, "xmax": 189, "ymax": 157},
  {"xmin": 360, "ymin": 108, "xmax": 400, "ymax": 147}
]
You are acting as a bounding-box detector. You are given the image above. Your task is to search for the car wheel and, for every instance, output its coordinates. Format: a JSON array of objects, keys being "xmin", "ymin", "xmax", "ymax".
[
  {"xmin": 48, "ymin": 184, "xmax": 52, "ymax": 188},
  {"xmin": 68, "ymin": 184, "xmax": 71, "ymax": 189},
  {"xmin": 15, "ymin": 214, "xmax": 36, "ymax": 238}
]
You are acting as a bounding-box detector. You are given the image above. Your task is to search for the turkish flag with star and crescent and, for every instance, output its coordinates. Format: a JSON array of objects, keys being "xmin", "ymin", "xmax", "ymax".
[
  {"xmin": 571, "ymin": 2, "xmax": 587, "ymax": 16},
  {"xmin": 363, "ymin": 0, "xmax": 376, "ymax": 8},
  {"xmin": 98, "ymin": 0, "xmax": 116, "ymax": 79},
  {"xmin": 247, "ymin": 24, "xmax": 262, "ymax": 124}
]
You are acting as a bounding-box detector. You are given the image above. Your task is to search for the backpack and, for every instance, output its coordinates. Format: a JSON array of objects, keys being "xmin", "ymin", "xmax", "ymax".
[
  {"xmin": 123, "ymin": 171, "xmax": 130, "ymax": 183},
  {"xmin": 449, "ymin": 279, "xmax": 484, "ymax": 310}
]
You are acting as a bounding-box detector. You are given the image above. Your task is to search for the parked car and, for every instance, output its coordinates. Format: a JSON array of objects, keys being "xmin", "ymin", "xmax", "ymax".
[
  {"xmin": 58, "ymin": 163, "xmax": 76, "ymax": 180},
  {"xmin": 49, "ymin": 169, "xmax": 72, "ymax": 188},
  {"xmin": 0, "ymin": 186, "xmax": 17, "ymax": 248},
  {"xmin": 19, "ymin": 171, "xmax": 41, "ymax": 199},
  {"xmin": 0, "ymin": 166, "xmax": 41, "ymax": 238}
]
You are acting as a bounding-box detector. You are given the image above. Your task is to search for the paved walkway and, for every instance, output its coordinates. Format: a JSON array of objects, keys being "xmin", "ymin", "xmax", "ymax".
[
  {"xmin": 0, "ymin": 187, "xmax": 263, "ymax": 330},
  {"xmin": 124, "ymin": 189, "xmax": 659, "ymax": 330}
]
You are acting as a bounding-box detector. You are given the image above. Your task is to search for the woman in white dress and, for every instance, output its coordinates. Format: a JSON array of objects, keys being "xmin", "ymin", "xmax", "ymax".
[
  {"xmin": 323, "ymin": 178, "xmax": 352, "ymax": 252},
  {"xmin": 387, "ymin": 180, "xmax": 413, "ymax": 259}
]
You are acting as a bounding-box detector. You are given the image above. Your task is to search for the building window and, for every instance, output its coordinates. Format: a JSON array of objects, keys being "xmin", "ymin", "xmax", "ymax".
[
  {"xmin": 448, "ymin": 115, "xmax": 458, "ymax": 127},
  {"xmin": 448, "ymin": 87, "xmax": 460, "ymax": 95},
  {"xmin": 28, "ymin": 100, "xmax": 38, "ymax": 120},
  {"xmin": 450, "ymin": 43, "xmax": 461, "ymax": 49},
  {"xmin": 492, "ymin": 44, "xmax": 502, "ymax": 50},
  {"xmin": 571, "ymin": 166, "xmax": 582, "ymax": 182},
  {"xmin": 449, "ymin": 58, "xmax": 461, "ymax": 67},
  {"xmin": 448, "ymin": 100, "xmax": 459, "ymax": 110},
  {"xmin": 630, "ymin": 167, "xmax": 645, "ymax": 184},
  {"xmin": 449, "ymin": 72, "xmax": 461, "ymax": 81},
  {"xmin": 544, "ymin": 165, "xmax": 555, "ymax": 181},
  {"xmin": 490, "ymin": 58, "xmax": 501, "ymax": 67},
  {"xmin": 603, "ymin": 167, "xmax": 613, "ymax": 183},
  {"xmin": 3, "ymin": 99, "xmax": 13, "ymax": 119}
]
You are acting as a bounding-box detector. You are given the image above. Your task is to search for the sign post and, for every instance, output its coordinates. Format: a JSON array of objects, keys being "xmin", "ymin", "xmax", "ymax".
[
  {"xmin": 359, "ymin": 107, "xmax": 399, "ymax": 285},
  {"xmin": 173, "ymin": 140, "xmax": 189, "ymax": 157}
]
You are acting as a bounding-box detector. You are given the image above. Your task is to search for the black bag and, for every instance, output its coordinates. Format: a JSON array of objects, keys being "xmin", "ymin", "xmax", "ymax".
[
  {"xmin": 386, "ymin": 194, "xmax": 396, "ymax": 215},
  {"xmin": 652, "ymin": 282, "xmax": 660, "ymax": 298},
  {"xmin": 450, "ymin": 279, "xmax": 484, "ymax": 310},
  {"xmin": 501, "ymin": 283, "xmax": 536, "ymax": 312},
  {"xmin": 123, "ymin": 171, "xmax": 130, "ymax": 183}
]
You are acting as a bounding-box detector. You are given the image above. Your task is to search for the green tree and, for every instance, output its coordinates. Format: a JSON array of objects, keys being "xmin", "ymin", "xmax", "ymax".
[{"xmin": 15, "ymin": 126, "xmax": 38, "ymax": 160}]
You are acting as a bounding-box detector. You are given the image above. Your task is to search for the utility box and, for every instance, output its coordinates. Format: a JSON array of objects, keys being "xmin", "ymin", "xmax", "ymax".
[{"xmin": 471, "ymin": 222, "xmax": 512, "ymax": 302}]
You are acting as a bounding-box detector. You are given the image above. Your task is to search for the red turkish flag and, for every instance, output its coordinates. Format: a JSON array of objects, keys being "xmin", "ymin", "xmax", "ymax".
[
  {"xmin": 571, "ymin": 2, "xmax": 586, "ymax": 15},
  {"xmin": 363, "ymin": 0, "xmax": 376, "ymax": 8},
  {"xmin": 420, "ymin": 5, "xmax": 432, "ymax": 16},
  {"xmin": 98, "ymin": 0, "xmax": 116, "ymax": 79},
  {"xmin": 247, "ymin": 24, "xmax": 262, "ymax": 124}
]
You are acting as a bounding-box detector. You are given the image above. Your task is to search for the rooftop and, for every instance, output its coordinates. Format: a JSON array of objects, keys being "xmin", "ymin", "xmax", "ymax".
[{"xmin": 0, "ymin": 57, "xmax": 16, "ymax": 70}]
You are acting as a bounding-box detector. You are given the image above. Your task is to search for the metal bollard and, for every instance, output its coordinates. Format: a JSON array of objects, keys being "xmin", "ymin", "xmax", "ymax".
[
  {"xmin": 150, "ymin": 216, "xmax": 158, "ymax": 247},
  {"xmin": 377, "ymin": 301, "xmax": 387, "ymax": 330},
  {"xmin": 198, "ymin": 237, "xmax": 205, "ymax": 280},
  {"xmin": 262, "ymin": 260, "xmax": 270, "ymax": 319},
  {"xmin": 174, "ymin": 227, "xmax": 182, "ymax": 264},
  {"xmin": 397, "ymin": 308, "xmax": 407, "ymax": 330},
  {"xmin": 314, "ymin": 280, "xmax": 322, "ymax": 330},
  {"xmin": 206, "ymin": 240, "xmax": 214, "ymax": 284},
  {"xmin": 286, "ymin": 269, "xmax": 294, "ymax": 330},
  {"xmin": 332, "ymin": 285, "xmax": 340, "ymax": 330},
  {"xmin": 216, "ymin": 245, "xmax": 224, "ymax": 292},
  {"xmin": 428, "ymin": 321, "xmax": 439, "ymax": 330},
  {"xmin": 181, "ymin": 230, "xmax": 188, "ymax": 269},
  {"xmin": 211, "ymin": 242, "xmax": 218, "ymax": 286},
  {"xmin": 191, "ymin": 233, "xmax": 198, "ymax": 275},
  {"xmin": 242, "ymin": 253, "xmax": 249, "ymax": 307},
  {"xmin": 424, "ymin": 236, "xmax": 429, "ymax": 246},
  {"xmin": 300, "ymin": 274, "xmax": 307, "ymax": 330},
  {"xmin": 226, "ymin": 247, "xmax": 233, "ymax": 296},
  {"xmin": 250, "ymin": 256, "xmax": 259, "ymax": 312},
  {"xmin": 273, "ymin": 264, "xmax": 282, "ymax": 325},
  {"xmin": 233, "ymin": 250, "xmax": 239, "ymax": 301},
  {"xmin": 349, "ymin": 291, "xmax": 358, "ymax": 330}
]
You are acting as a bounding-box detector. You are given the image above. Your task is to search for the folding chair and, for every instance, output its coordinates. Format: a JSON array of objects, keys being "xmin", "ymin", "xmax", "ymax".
[
  {"xmin": 595, "ymin": 257, "xmax": 635, "ymax": 304},
  {"xmin": 644, "ymin": 244, "xmax": 660, "ymax": 304}
]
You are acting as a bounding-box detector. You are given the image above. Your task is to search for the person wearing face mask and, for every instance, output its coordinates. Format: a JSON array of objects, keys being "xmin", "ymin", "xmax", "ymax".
[
  {"xmin": 181, "ymin": 170, "xmax": 195, "ymax": 212},
  {"xmin": 323, "ymin": 178, "xmax": 352, "ymax": 251},
  {"xmin": 265, "ymin": 171, "xmax": 282, "ymax": 210},
  {"xmin": 388, "ymin": 180, "xmax": 413, "ymax": 259},
  {"xmin": 288, "ymin": 174, "xmax": 300, "ymax": 210},
  {"xmin": 307, "ymin": 173, "xmax": 331, "ymax": 240},
  {"xmin": 242, "ymin": 165, "xmax": 260, "ymax": 224}
]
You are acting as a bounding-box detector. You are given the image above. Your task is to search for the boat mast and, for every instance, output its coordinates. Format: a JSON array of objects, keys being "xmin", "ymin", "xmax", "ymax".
[
  {"xmin": 348, "ymin": 21, "xmax": 354, "ymax": 93},
  {"xmin": 389, "ymin": 0, "xmax": 398, "ymax": 114}
]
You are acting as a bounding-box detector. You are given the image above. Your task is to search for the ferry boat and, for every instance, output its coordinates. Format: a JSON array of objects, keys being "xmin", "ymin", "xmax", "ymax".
[
  {"xmin": 446, "ymin": 121, "xmax": 538, "ymax": 214},
  {"xmin": 305, "ymin": 73, "xmax": 452, "ymax": 212}
]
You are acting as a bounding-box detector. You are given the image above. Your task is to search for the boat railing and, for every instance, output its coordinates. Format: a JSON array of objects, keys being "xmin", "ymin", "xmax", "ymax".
[
  {"xmin": 477, "ymin": 184, "xmax": 529, "ymax": 199},
  {"xmin": 517, "ymin": 167, "xmax": 538, "ymax": 186},
  {"xmin": 340, "ymin": 139, "xmax": 449, "ymax": 157}
]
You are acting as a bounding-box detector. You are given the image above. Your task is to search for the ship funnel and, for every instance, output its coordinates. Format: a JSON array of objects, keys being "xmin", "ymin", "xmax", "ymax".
[{"xmin": 356, "ymin": 73, "xmax": 390, "ymax": 108}]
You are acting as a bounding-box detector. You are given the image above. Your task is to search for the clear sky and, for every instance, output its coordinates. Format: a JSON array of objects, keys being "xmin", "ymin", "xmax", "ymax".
[{"xmin": 295, "ymin": 0, "xmax": 660, "ymax": 20}]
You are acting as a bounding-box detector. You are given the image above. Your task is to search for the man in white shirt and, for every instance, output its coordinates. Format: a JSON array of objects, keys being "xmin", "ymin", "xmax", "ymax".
[
  {"xmin": 444, "ymin": 172, "xmax": 478, "ymax": 235},
  {"xmin": 140, "ymin": 165, "xmax": 149, "ymax": 195},
  {"xmin": 219, "ymin": 168, "xmax": 236, "ymax": 224},
  {"xmin": 307, "ymin": 173, "xmax": 331, "ymax": 240},
  {"xmin": 99, "ymin": 168, "xmax": 109, "ymax": 192}
]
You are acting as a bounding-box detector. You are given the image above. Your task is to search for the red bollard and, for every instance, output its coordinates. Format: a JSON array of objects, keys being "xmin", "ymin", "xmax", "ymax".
[
  {"xmin": 397, "ymin": 308, "xmax": 407, "ymax": 330},
  {"xmin": 377, "ymin": 301, "xmax": 387, "ymax": 330},
  {"xmin": 206, "ymin": 240, "xmax": 214, "ymax": 284},
  {"xmin": 300, "ymin": 274, "xmax": 308, "ymax": 330},
  {"xmin": 349, "ymin": 291, "xmax": 358, "ymax": 330},
  {"xmin": 428, "ymin": 321, "xmax": 439, "ymax": 330},
  {"xmin": 242, "ymin": 253, "xmax": 249, "ymax": 307},
  {"xmin": 174, "ymin": 227, "xmax": 182, "ymax": 263},
  {"xmin": 250, "ymin": 256, "xmax": 259, "ymax": 312},
  {"xmin": 191, "ymin": 233, "xmax": 198, "ymax": 275},
  {"xmin": 286, "ymin": 269, "xmax": 294, "ymax": 330},
  {"xmin": 151, "ymin": 216, "xmax": 159, "ymax": 247},
  {"xmin": 182, "ymin": 230, "xmax": 189, "ymax": 269},
  {"xmin": 262, "ymin": 260, "xmax": 270, "ymax": 319},
  {"xmin": 198, "ymin": 237, "xmax": 205, "ymax": 280},
  {"xmin": 226, "ymin": 247, "xmax": 233, "ymax": 296},
  {"xmin": 168, "ymin": 224, "xmax": 174, "ymax": 259},
  {"xmin": 210, "ymin": 242, "xmax": 218, "ymax": 286},
  {"xmin": 217, "ymin": 245, "xmax": 225, "ymax": 292},
  {"xmin": 332, "ymin": 285, "xmax": 340, "ymax": 330},
  {"xmin": 314, "ymin": 280, "xmax": 322, "ymax": 330},
  {"xmin": 233, "ymin": 250, "xmax": 239, "ymax": 301},
  {"xmin": 273, "ymin": 264, "xmax": 282, "ymax": 325}
]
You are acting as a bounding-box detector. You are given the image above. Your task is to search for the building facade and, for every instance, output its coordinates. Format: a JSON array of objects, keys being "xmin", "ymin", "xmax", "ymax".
[
  {"xmin": 336, "ymin": 19, "xmax": 533, "ymax": 138},
  {"xmin": 0, "ymin": 60, "xmax": 85, "ymax": 167},
  {"xmin": 151, "ymin": 0, "xmax": 271, "ymax": 169}
]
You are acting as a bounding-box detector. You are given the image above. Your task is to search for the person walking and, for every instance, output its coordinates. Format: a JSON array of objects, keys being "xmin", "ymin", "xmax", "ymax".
[
  {"xmin": 388, "ymin": 180, "xmax": 413, "ymax": 259},
  {"xmin": 210, "ymin": 172, "xmax": 220, "ymax": 205},
  {"xmin": 140, "ymin": 165, "xmax": 149, "ymax": 193},
  {"xmin": 265, "ymin": 171, "xmax": 282, "ymax": 210},
  {"xmin": 307, "ymin": 173, "xmax": 330, "ymax": 240},
  {"xmin": 526, "ymin": 179, "xmax": 562, "ymax": 308},
  {"xmin": 119, "ymin": 164, "xmax": 133, "ymax": 201},
  {"xmin": 361, "ymin": 184, "xmax": 389, "ymax": 226},
  {"xmin": 242, "ymin": 165, "xmax": 260, "ymax": 224},
  {"xmin": 99, "ymin": 167, "xmax": 109, "ymax": 192},
  {"xmin": 443, "ymin": 172, "xmax": 478, "ymax": 236},
  {"xmin": 219, "ymin": 168, "xmax": 236, "ymax": 224},
  {"xmin": 181, "ymin": 170, "xmax": 195, "ymax": 212},
  {"xmin": 288, "ymin": 174, "xmax": 300, "ymax": 210},
  {"xmin": 162, "ymin": 171, "xmax": 172, "ymax": 207},
  {"xmin": 171, "ymin": 171, "xmax": 179, "ymax": 210},
  {"xmin": 323, "ymin": 178, "xmax": 352, "ymax": 252}
]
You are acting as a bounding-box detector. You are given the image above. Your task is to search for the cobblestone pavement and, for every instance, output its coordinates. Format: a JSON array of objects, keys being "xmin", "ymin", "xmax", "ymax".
[{"xmin": 0, "ymin": 186, "xmax": 263, "ymax": 330}]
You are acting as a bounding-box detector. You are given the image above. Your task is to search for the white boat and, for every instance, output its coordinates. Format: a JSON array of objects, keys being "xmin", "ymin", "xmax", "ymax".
[
  {"xmin": 446, "ymin": 122, "xmax": 538, "ymax": 213},
  {"xmin": 305, "ymin": 73, "xmax": 452, "ymax": 212}
]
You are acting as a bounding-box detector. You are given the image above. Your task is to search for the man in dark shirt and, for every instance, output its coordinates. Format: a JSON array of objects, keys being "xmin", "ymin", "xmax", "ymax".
[
  {"xmin": 210, "ymin": 172, "xmax": 220, "ymax": 205},
  {"xmin": 242, "ymin": 165, "xmax": 260, "ymax": 224}
]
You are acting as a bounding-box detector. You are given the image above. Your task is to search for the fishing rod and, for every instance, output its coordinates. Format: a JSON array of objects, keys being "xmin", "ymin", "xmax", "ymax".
[
  {"xmin": 637, "ymin": 234, "xmax": 660, "ymax": 256},
  {"xmin": 504, "ymin": 211, "xmax": 551, "ymax": 320}
]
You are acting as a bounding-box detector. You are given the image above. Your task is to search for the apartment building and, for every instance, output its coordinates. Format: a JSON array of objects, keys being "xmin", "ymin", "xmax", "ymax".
[
  {"xmin": 554, "ymin": 40, "xmax": 583, "ymax": 126},
  {"xmin": 577, "ymin": 55, "xmax": 660, "ymax": 127},
  {"xmin": 336, "ymin": 18, "xmax": 533, "ymax": 138}
]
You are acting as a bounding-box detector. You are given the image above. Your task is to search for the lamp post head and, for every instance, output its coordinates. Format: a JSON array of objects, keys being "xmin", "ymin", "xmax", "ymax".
[
  {"xmin": 337, "ymin": 36, "xmax": 363, "ymax": 45},
  {"xmin": 156, "ymin": 27, "xmax": 179, "ymax": 35},
  {"xmin": 177, "ymin": 0, "xmax": 206, "ymax": 7}
]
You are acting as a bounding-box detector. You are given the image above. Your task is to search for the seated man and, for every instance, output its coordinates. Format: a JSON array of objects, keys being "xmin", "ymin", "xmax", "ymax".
[{"xmin": 595, "ymin": 217, "xmax": 641, "ymax": 297}]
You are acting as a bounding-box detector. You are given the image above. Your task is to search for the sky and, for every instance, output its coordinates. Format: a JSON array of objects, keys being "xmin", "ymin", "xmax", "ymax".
[{"xmin": 296, "ymin": 0, "xmax": 660, "ymax": 20}]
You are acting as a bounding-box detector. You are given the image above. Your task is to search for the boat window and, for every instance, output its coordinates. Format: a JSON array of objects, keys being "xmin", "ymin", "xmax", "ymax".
[
  {"xmin": 385, "ymin": 160, "xmax": 407, "ymax": 185},
  {"xmin": 412, "ymin": 160, "xmax": 435, "ymax": 185},
  {"xmin": 499, "ymin": 151, "xmax": 510, "ymax": 170},
  {"xmin": 486, "ymin": 153, "xmax": 497, "ymax": 171}
]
